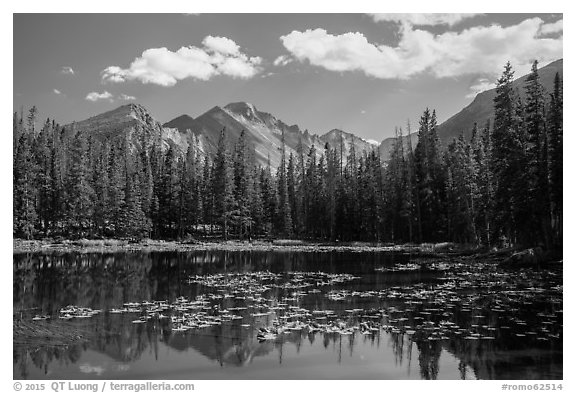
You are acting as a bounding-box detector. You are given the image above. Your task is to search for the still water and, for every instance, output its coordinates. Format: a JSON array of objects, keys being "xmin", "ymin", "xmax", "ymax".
[{"xmin": 13, "ymin": 250, "xmax": 562, "ymax": 380}]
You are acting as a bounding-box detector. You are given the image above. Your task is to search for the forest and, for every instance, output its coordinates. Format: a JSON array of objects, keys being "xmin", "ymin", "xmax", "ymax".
[{"xmin": 12, "ymin": 61, "xmax": 562, "ymax": 250}]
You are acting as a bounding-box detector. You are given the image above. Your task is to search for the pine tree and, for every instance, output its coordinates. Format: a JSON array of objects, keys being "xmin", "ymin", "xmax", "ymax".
[
  {"xmin": 491, "ymin": 62, "xmax": 525, "ymax": 245},
  {"xmin": 260, "ymin": 155, "xmax": 277, "ymax": 237},
  {"xmin": 65, "ymin": 131, "xmax": 95, "ymax": 236},
  {"xmin": 157, "ymin": 146, "xmax": 180, "ymax": 237},
  {"xmin": 181, "ymin": 140, "xmax": 202, "ymax": 237},
  {"xmin": 275, "ymin": 132, "xmax": 293, "ymax": 237},
  {"xmin": 92, "ymin": 142, "xmax": 111, "ymax": 235},
  {"xmin": 287, "ymin": 152, "xmax": 299, "ymax": 237},
  {"xmin": 212, "ymin": 128, "xmax": 235, "ymax": 239},
  {"xmin": 108, "ymin": 142, "xmax": 126, "ymax": 236},
  {"xmin": 524, "ymin": 60, "xmax": 550, "ymax": 247},
  {"xmin": 304, "ymin": 145, "xmax": 320, "ymax": 237},
  {"xmin": 248, "ymin": 153, "xmax": 264, "ymax": 238},
  {"xmin": 139, "ymin": 134, "xmax": 154, "ymax": 219},
  {"xmin": 14, "ymin": 131, "xmax": 39, "ymax": 239},
  {"xmin": 547, "ymin": 72, "xmax": 562, "ymax": 247},
  {"xmin": 324, "ymin": 142, "xmax": 339, "ymax": 241},
  {"xmin": 413, "ymin": 108, "xmax": 446, "ymax": 241},
  {"xmin": 445, "ymin": 134, "xmax": 477, "ymax": 243},
  {"xmin": 233, "ymin": 130, "xmax": 254, "ymax": 238},
  {"xmin": 33, "ymin": 118, "xmax": 55, "ymax": 235},
  {"xmin": 471, "ymin": 121, "xmax": 493, "ymax": 245},
  {"xmin": 49, "ymin": 124, "xmax": 67, "ymax": 235},
  {"xmin": 295, "ymin": 138, "xmax": 307, "ymax": 236},
  {"xmin": 121, "ymin": 151, "xmax": 150, "ymax": 239}
]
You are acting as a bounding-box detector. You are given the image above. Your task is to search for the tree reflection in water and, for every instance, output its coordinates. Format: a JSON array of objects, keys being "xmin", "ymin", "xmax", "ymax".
[{"xmin": 13, "ymin": 250, "xmax": 562, "ymax": 379}]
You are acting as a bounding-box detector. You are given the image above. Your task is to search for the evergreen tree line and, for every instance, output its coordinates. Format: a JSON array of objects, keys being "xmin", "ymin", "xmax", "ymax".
[{"xmin": 13, "ymin": 61, "xmax": 562, "ymax": 249}]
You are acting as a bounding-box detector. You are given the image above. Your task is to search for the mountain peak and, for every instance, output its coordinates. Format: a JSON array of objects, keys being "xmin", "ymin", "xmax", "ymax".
[
  {"xmin": 224, "ymin": 102, "xmax": 258, "ymax": 118},
  {"xmin": 163, "ymin": 114, "xmax": 201, "ymax": 134},
  {"xmin": 116, "ymin": 102, "xmax": 148, "ymax": 114},
  {"xmin": 322, "ymin": 129, "xmax": 345, "ymax": 137}
]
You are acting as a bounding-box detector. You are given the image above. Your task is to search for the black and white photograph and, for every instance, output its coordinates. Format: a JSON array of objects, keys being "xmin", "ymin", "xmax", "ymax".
[{"xmin": 10, "ymin": 8, "xmax": 566, "ymax": 388}]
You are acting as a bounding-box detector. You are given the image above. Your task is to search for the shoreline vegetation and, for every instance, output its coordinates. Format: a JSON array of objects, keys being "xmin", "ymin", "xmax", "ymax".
[
  {"xmin": 13, "ymin": 238, "xmax": 468, "ymax": 254},
  {"xmin": 12, "ymin": 238, "xmax": 562, "ymax": 267}
]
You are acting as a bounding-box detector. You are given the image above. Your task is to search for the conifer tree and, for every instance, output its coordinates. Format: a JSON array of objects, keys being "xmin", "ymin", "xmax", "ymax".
[
  {"xmin": 92, "ymin": 142, "xmax": 111, "ymax": 235},
  {"xmin": 66, "ymin": 131, "xmax": 95, "ymax": 236},
  {"xmin": 524, "ymin": 60, "xmax": 549, "ymax": 246},
  {"xmin": 14, "ymin": 131, "xmax": 39, "ymax": 239},
  {"xmin": 287, "ymin": 152, "xmax": 299, "ymax": 237},
  {"xmin": 491, "ymin": 62, "xmax": 524, "ymax": 245},
  {"xmin": 233, "ymin": 130, "xmax": 254, "ymax": 238},
  {"xmin": 547, "ymin": 72, "xmax": 562, "ymax": 247},
  {"xmin": 212, "ymin": 128, "xmax": 235, "ymax": 240},
  {"xmin": 276, "ymin": 132, "xmax": 293, "ymax": 237},
  {"xmin": 108, "ymin": 142, "xmax": 126, "ymax": 236}
]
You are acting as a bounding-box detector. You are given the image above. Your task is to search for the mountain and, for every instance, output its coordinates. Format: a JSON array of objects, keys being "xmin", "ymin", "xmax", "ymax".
[
  {"xmin": 69, "ymin": 103, "xmax": 207, "ymax": 155},
  {"xmin": 69, "ymin": 59, "xmax": 562, "ymax": 167},
  {"xmin": 163, "ymin": 114, "xmax": 203, "ymax": 137},
  {"xmin": 436, "ymin": 59, "xmax": 563, "ymax": 143},
  {"xmin": 378, "ymin": 132, "xmax": 418, "ymax": 161},
  {"xmin": 69, "ymin": 103, "xmax": 163, "ymax": 146},
  {"xmin": 319, "ymin": 128, "xmax": 376, "ymax": 160},
  {"xmin": 379, "ymin": 59, "xmax": 563, "ymax": 159},
  {"xmin": 164, "ymin": 102, "xmax": 377, "ymax": 169}
]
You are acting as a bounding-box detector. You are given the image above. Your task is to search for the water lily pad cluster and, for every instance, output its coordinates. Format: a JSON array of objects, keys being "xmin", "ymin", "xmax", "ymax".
[
  {"xmin": 58, "ymin": 306, "xmax": 102, "ymax": 320},
  {"xmin": 39, "ymin": 262, "xmax": 561, "ymax": 350}
]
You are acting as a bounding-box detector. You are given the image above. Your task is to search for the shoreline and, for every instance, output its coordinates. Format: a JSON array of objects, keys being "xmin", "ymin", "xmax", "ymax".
[{"xmin": 13, "ymin": 238, "xmax": 477, "ymax": 255}]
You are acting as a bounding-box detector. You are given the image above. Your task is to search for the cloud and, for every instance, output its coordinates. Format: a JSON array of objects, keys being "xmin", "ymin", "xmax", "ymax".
[
  {"xmin": 119, "ymin": 93, "xmax": 136, "ymax": 100},
  {"xmin": 61, "ymin": 66, "xmax": 75, "ymax": 75},
  {"xmin": 369, "ymin": 13, "xmax": 481, "ymax": 26},
  {"xmin": 202, "ymin": 36, "xmax": 240, "ymax": 55},
  {"xmin": 466, "ymin": 78, "xmax": 496, "ymax": 98},
  {"xmin": 280, "ymin": 18, "xmax": 562, "ymax": 80},
  {"xmin": 361, "ymin": 110, "xmax": 366, "ymax": 114},
  {"xmin": 85, "ymin": 91, "xmax": 113, "ymax": 102},
  {"xmin": 540, "ymin": 19, "xmax": 563, "ymax": 34},
  {"xmin": 101, "ymin": 36, "xmax": 262, "ymax": 86},
  {"xmin": 53, "ymin": 89, "xmax": 62, "ymax": 95},
  {"xmin": 273, "ymin": 55, "xmax": 293, "ymax": 66}
]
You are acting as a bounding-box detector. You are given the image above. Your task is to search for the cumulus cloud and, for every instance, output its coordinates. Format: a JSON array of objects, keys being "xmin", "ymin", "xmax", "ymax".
[
  {"xmin": 273, "ymin": 55, "xmax": 293, "ymax": 66},
  {"xmin": 53, "ymin": 89, "xmax": 62, "ymax": 95},
  {"xmin": 466, "ymin": 78, "xmax": 496, "ymax": 98},
  {"xmin": 61, "ymin": 66, "xmax": 75, "ymax": 75},
  {"xmin": 369, "ymin": 13, "xmax": 481, "ymax": 26},
  {"xmin": 279, "ymin": 18, "xmax": 563, "ymax": 80},
  {"xmin": 540, "ymin": 19, "xmax": 563, "ymax": 34},
  {"xmin": 101, "ymin": 36, "xmax": 262, "ymax": 86},
  {"xmin": 119, "ymin": 93, "xmax": 136, "ymax": 101},
  {"xmin": 85, "ymin": 91, "xmax": 113, "ymax": 102},
  {"xmin": 202, "ymin": 36, "xmax": 240, "ymax": 55}
]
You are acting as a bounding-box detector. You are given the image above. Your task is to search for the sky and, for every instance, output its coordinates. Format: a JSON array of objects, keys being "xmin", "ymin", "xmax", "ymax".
[{"xmin": 13, "ymin": 13, "xmax": 563, "ymax": 142}]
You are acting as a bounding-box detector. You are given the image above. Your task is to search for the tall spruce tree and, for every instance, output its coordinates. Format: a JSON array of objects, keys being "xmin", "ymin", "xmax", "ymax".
[
  {"xmin": 14, "ymin": 131, "xmax": 39, "ymax": 239},
  {"xmin": 524, "ymin": 60, "xmax": 550, "ymax": 246},
  {"xmin": 491, "ymin": 62, "xmax": 525, "ymax": 245},
  {"xmin": 66, "ymin": 131, "xmax": 95, "ymax": 236},
  {"xmin": 547, "ymin": 72, "xmax": 562, "ymax": 247},
  {"xmin": 212, "ymin": 128, "xmax": 235, "ymax": 240}
]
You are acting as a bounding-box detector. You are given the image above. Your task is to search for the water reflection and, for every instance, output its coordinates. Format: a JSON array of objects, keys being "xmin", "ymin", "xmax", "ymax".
[{"xmin": 13, "ymin": 251, "xmax": 562, "ymax": 380}]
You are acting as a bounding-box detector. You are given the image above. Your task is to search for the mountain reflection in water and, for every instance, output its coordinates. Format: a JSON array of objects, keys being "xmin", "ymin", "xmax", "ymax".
[{"xmin": 13, "ymin": 250, "xmax": 562, "ymax": 380}]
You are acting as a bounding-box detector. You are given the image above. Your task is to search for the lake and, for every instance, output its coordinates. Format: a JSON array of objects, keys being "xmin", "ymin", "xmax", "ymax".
[{"xmin": 13, "ymin": 250, "xmax": 563, "ymax": 380}]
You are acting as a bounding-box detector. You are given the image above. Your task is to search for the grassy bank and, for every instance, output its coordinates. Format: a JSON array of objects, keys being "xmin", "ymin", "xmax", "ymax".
[{"xmin": 13, "ymin": 238, "xmax": 481, "ymax": 255}]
